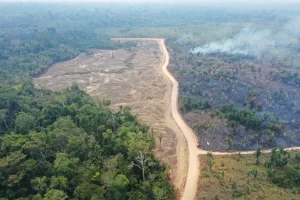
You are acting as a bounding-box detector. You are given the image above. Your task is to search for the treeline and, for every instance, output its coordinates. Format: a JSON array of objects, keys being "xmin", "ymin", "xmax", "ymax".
[
  {"xmin": 0, "ymin": 3, "xmax": 289, "ymax": 33},
  {"xmin": 0, "ymin": 27, "xmax": 134, "ymax": 85},
  {"xmin": 0, "ymin": 83, "xmax": 174, "ymax": 200}
]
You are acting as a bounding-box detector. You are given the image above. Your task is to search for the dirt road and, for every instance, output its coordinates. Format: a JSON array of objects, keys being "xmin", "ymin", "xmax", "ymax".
[
  {"xmin": 157, "ymin": 39, "xmax": 200, "ymax": 200},
  {"xmin": 113, "ymin": 38, "xmax": 200, "ymax": 200},
  {"xmin": 111, "ymin": 38, "xmax": 190, "ymax": 197},
  {"xmin": 200, "ymin": 146, "xmax": 300, "ymax": 155}
]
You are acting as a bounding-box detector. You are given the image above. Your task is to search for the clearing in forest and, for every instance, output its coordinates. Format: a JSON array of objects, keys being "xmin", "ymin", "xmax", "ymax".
[{"xmin": 33, "ymin": 39, "xmax": 188, "ymax": 197}]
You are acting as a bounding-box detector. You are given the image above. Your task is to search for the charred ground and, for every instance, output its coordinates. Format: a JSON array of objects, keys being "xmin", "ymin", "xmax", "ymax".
[{"xmin": 168, "ymin": 42, "xmax": 300, "ymax": 151}]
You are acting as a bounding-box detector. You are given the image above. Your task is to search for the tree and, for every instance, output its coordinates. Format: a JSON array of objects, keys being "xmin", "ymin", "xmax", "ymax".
[
  {"xmin": 44, "ymin": 189, "xmax": 67, "ymax": 200},
  {"xmin": 131, "ymin": 152, "xmax": 150, "ymax": 182},
  {"xmin": 256, "ymin": 147, "xmax": 261, "ymax": 165},
  {"xmin": 15, "ymin": 112, "xmax": 36, "ymax": 134},
  {"xmin": 1, "ymin": 134, "xmax": 28, "ymax": 154},
  {"xmin": 225, "ymin": 136, "xmax": 232, "ymax": 150},
  {"xmin": 268, "ymin": 130, "xmax": 275, "ymax": 143},
  {"xmin": 102, "ymin": 99, "xmax": 111, "ymax": 107},
  {"xmin": 0, "ymin": 109, "xmax": 10, "ymax": 132},
  {"xmin": 206, "ymin": 152, "xmax": 213, "ymax": 159},
  {"xmin": 53, "ymin": 153, "xmax": 78, "ymax": 179},
  {"xmin": 296, "ymin": 153, "xmax": 300, "ymax": 162},
  {"xmin": 30, "ymin": 176, "xmax": 48, "ymax": 195},
  {"xmin": 208, "ymin": 160, "xmax": 215, "ymax": 171},
  {"xmin": 154, "ymin": 128, "xmax": 163, "ymax": 151},
  {"xmin": 0, "ymin": 150, "xmax": 27, "ymax": 188},
  {"xmin": 74, "ymin": 183, "xmax": 105, "ymax": 200},
  {"xmin": 269, "ymin": 148, "xmax": 290, "ymax": 168},
  {"xmin": 152, "ymin": 185, "xmax": 166, "ymax": 200},
  {"xmin": 107, "ymin": 174, "xmax": 129, "ymax": 200},
  {"xmin": 50, "ymin": 176, "xmax": 68, "ymax": 190}
]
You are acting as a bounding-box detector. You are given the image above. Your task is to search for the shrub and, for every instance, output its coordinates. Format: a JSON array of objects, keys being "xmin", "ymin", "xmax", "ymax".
[{"xmin": 220, "ymin": 105, "xmax": 263, "ymax": 130}]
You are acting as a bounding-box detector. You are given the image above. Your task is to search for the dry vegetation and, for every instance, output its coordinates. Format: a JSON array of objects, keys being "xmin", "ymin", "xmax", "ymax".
[{"xmin": 197, "ymin": 151, "xmax": 300, "ymax": 200}]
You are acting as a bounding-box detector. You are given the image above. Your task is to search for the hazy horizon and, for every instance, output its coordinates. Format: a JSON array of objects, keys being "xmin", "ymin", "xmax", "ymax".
[{"xmin": 1, "ymin": 0, "xmax": 300, "ymax": 5}]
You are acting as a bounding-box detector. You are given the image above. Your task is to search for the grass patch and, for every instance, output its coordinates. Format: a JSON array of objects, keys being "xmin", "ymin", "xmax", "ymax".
[{"xmin": 197, "ymin": 151, "xmax": 300, "ymax": 200}]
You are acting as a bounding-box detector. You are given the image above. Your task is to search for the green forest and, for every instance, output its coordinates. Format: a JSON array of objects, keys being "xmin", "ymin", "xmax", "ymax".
[
  {"xmin": 0, "ymin": 83, "xmax": 173, "ymax": 199},
  {"xmin": 0, "ymin": 3, "xmax": 175, "ymax": 200},
  {"xmin": 0, "ymin": 22, "xmax": 173, "ymax": 198}
]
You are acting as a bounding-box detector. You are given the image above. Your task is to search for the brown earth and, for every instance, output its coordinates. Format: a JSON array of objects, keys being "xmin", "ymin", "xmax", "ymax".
[{"xmin": 33, "ymin": 39, "xmax": 188, "ymax": 198}]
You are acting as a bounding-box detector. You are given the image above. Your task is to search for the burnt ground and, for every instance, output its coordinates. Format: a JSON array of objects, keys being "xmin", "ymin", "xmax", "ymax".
[{"xmin": 169, "ymin": 47, "xmax": 300, "ymax": 152}]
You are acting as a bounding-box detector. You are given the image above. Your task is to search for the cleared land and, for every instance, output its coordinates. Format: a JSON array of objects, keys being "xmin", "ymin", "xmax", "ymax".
[{"xmin": 33, "ymin": 39, "xmax": 188, "ymax": 197}]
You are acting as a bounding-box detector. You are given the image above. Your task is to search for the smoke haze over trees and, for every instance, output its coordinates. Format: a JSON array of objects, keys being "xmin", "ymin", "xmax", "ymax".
[{"xmin": 191, "ymin": 17, "xmax": 300, "ymax": 67}]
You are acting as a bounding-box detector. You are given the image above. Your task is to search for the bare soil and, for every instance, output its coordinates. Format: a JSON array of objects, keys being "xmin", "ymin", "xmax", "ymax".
[{"xmin": 33, "ymin": 39, "xmax": 188, "ymax": 197}]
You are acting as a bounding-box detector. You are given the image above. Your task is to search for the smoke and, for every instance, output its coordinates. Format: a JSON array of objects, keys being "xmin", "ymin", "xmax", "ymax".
[{"xmin": 191, "ymin": 17, "xmax": 300, "ymax": 59}]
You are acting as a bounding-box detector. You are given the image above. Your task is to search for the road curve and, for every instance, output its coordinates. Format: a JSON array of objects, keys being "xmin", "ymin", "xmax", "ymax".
[
  {"xmin": 112, "ymin": 38, "xmax": 200, "ymax": 200},
  {"xmin": 157, "ymin": 39, "xmax": 200, "ymax": 200}
]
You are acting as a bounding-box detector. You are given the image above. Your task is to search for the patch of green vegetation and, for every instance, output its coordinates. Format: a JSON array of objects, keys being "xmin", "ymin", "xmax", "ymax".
[
  {"xmin": 266, "ymin": 148, "xmax": 300, "ymax": 188},
  {"xmin": 179, "ymin": 96, "xmax": 211, "ymax": 112},
  {"xmin": 218, "ymin": 105, "xmax": 263, "ymax": 130},
  {"xmin": 0, "ymin": 84, "xmax": 174, "ymax": 200}
]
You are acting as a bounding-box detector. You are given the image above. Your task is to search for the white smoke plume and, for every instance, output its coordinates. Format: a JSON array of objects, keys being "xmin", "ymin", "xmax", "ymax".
[{"xmin": 191, "ymin": 17, "xmax": 300, "ymax": 59}]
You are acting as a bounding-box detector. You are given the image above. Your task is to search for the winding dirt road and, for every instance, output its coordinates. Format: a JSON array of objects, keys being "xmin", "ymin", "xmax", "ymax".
[
  {"xmin": 114, "ymin": 38, "xmax": 200, "ymax": 199},
  {"xmin": 157, "ymin": 39, "xmax": 200, "ymax": 200},
  {"xmin": 112, "ymin": 38, "xmax": 300, "ymax": 200},
  {"xmin": 155, "ymin": 38, "xmax": 300, "ymax": 199}
]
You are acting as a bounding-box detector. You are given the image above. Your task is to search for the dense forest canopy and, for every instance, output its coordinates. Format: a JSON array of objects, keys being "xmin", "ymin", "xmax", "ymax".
[{"xmin": 0, "ymin": 83, "xmax": 173, "ymax": 199}]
